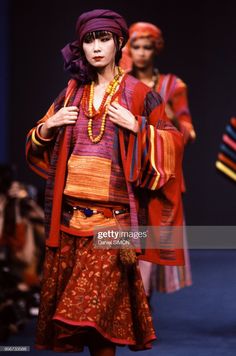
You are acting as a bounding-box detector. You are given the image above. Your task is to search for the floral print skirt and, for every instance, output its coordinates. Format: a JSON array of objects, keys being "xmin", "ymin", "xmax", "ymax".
[{"xmin": 34, "ymin": 231, "xmax": 156, "ymax": 352}]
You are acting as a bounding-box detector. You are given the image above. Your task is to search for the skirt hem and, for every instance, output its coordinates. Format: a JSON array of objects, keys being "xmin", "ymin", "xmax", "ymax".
[{"xmin": 53, "ymin": 315, "xmax": 156, "ymax": 347}]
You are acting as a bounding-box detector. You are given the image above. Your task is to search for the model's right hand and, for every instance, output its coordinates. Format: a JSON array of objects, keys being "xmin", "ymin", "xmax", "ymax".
[
  {"xmin": 37, "ymin": 106, "xmax": 79, "ymax": 140},
  {"xmin": 45, "ymin": 106, "xmax": 79, "ymax": 130}
]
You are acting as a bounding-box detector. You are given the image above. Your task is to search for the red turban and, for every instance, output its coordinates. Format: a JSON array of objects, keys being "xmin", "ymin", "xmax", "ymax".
[
  {"xmin": 129, "ymin": 22, "xmax": 164, "ymax": 52},
  {"xmin": 120, "ymin": 22, "xmax": 164, "ymax": 72}
]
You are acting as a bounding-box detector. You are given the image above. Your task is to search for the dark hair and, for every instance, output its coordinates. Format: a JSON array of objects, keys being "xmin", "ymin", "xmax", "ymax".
[{"xmin": 79, "ymin": 30, "xmax": 122, "ymax": 83}]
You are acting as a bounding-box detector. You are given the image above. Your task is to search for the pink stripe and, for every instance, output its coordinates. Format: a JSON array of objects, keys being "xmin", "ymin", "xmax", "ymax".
[{"xmin": 223, "ymin": 134, "xmax": 236, "ymax": 151}]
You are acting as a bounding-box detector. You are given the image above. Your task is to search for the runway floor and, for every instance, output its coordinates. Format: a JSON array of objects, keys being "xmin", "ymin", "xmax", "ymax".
[{"xmin": 2, "ymin": 250, "xmax": 236, "ymax": 355}]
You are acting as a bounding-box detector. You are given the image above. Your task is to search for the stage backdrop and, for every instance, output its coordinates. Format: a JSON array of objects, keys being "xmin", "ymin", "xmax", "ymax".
[
  {"xmin": 8, "ymin": 0, "xmax": 236, "ymax": 224},
  {"xmin": 0, "ymin": 0, "xmax": 9, "ymax": 163}
]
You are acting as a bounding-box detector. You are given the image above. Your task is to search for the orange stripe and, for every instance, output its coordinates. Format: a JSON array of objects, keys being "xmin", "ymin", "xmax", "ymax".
[
  {"xmin": 149, "ymin": 125, "xmax": 160, "ymax": 189},
  {"xmin": 218, "ymin": 153, "xmax": 236, "ymax": 171},
  {"xmin": 159, "ymin": 130, "xmax": 175, "ymax": 177}
]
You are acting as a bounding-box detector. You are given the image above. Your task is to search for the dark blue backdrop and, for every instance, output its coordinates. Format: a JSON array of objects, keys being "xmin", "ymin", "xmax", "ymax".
[
  {"xmin": 0, "ymin": 0, "xmax": 9, "ymax": 163},
  {"xmin": 3, "ymin": 0, "xmax": 236, "ymax": 224}
]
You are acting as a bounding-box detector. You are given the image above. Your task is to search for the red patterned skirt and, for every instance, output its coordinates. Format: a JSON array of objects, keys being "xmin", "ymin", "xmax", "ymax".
[{"xmin": 35, "ymin": 231, "xmax": 156, "ymax": 352}]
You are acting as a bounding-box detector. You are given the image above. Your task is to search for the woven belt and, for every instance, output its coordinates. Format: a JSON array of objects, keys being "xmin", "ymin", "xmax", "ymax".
[{"xmin": 64, "ymin": 203, "xmax": 129, "ymax": 218}]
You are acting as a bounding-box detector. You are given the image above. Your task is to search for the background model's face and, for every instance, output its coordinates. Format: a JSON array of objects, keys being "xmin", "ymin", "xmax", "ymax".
[
  {"xmin": 130, "ymin": 37, "xmax": 156, "ymax": 69},
  {"xmin": 83, "ymin": 32, "xmax": 116, "ymax": 69}
]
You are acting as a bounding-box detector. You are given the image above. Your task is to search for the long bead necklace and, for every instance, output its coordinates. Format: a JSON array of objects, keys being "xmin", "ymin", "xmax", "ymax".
[{"xmin": 85, "ymin": 67, "xmax": 123, "ymax": 143}]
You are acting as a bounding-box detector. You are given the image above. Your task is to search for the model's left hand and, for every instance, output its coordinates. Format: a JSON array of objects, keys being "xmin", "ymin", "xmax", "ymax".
[{"xmin": 107, "ymin": 102, "xmax": 138, "ymax": 133}]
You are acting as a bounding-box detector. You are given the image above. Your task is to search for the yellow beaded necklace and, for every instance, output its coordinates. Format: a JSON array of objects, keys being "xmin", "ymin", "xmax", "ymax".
[{"xmin": 87, "ymin": 67, "xmax": 123, "ymax": 143}]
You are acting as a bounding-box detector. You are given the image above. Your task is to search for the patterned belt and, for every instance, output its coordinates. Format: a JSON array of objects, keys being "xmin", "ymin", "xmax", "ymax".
[{"xmin": 64, "ymin": 203, "xmax": 129, "ymax": 218}]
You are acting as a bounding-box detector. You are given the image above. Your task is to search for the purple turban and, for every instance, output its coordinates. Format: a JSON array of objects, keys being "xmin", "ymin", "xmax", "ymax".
[
  {"xmin": 76, "ymin": 9, "xmax": 129, "ymax": 46},
  {"xmin": 61, "ymin": 9, "xmax": 129, "ymax": 82}
]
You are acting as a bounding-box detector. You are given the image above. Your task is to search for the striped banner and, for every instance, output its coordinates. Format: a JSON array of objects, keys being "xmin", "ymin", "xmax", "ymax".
[{"xmin": 216, "ymin": 117, "xmax": 236, "ymax": 182}]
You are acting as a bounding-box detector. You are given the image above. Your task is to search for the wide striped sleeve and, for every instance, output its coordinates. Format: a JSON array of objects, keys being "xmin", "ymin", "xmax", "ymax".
[
  {"xmin": 125, "ymin": 89, "xmax": 184, "ymax": 190},
  {"xmin": 215, "ymin": 117, "xmax": 236, "ymax": 182},
  {"xmin": 25, "ymin": 86, "xmax": 68, "ymax": 179},
  {"xmin": 170, "ymin": 75, "xmax": 196, "ymax": 144},
  {"xmin": 26, "ymin": 102, "xmax": 56, "ymax": 179}
]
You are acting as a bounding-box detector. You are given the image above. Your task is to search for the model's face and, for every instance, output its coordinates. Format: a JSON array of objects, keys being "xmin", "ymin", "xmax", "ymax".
[
  {"xmin": 83, "ymin": 31, "xmax": 117, "ymax": 69},
  {"xmin": 130, "ymin": 37, "xmax": 155, "ymax": 69}
]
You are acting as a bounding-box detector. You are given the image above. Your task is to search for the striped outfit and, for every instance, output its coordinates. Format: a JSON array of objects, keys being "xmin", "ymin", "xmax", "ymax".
[
  {"xmin": 26, "ymin": 74, "xmax": 184, "ymax": 351},
  {"xmin": 216, "ymin": 117, "xmax": 236, "ymax": 182},
  {"xmin": 138, "ymin": 73, "xmax": 194, "ymax": 294}
]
